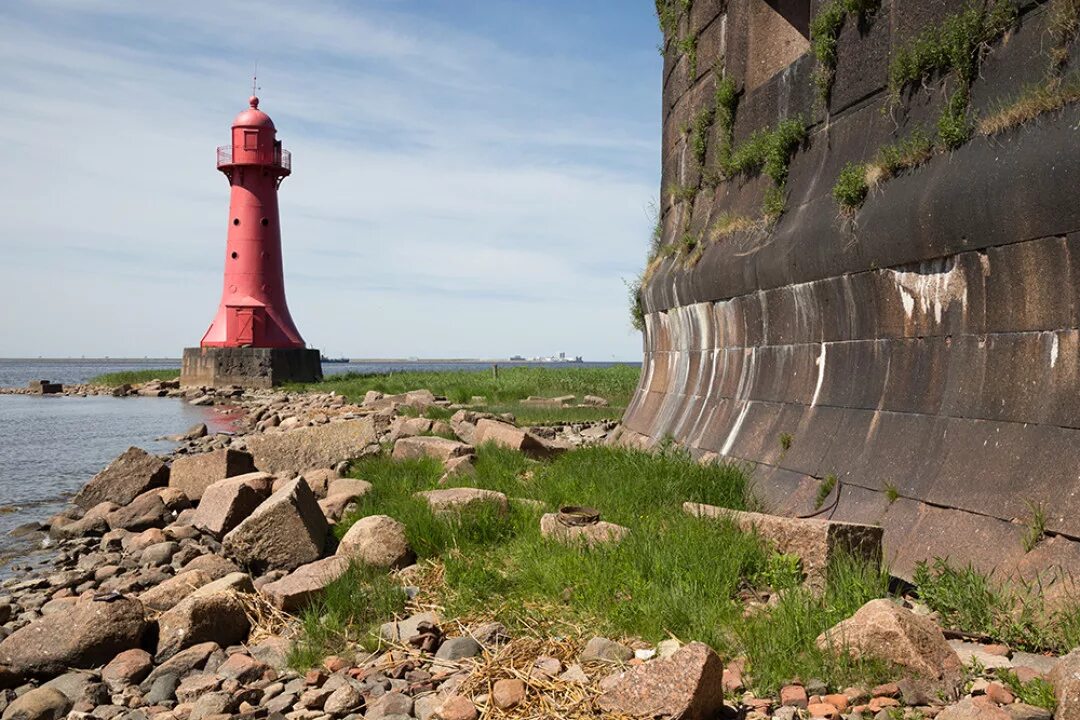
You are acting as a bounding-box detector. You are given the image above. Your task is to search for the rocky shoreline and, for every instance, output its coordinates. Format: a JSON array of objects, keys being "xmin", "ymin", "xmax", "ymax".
[{"xmin": 0, "ymin": 381, "xmax": 1076, "ymax": 720}]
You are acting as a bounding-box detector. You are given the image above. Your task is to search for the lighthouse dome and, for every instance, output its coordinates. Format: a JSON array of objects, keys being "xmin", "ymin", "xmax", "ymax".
[{"xmin": 232, "ymin": 96, "xmax": 275, "ymax": 129}]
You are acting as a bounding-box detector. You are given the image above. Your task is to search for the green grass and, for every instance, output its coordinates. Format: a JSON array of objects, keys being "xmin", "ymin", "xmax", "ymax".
[
  {"xmin": 912, "ymin": 558, "xmax": 1080, "ymax": 653},
  {"xmin": 1000, "ymin": 670, "xmax": 1057, "ymax": 712},
  {"xmin": 740, "ymin": 553, "xmax": 895, "ymax": 693},
  {"xmin": 291, "ymin": 442, "xmax": 899, "ymax": 694},
  {"xmin": 287, "ymin": 562, "xmax": 408, "ymax": 668},
  {"xmin": 88, "ymin": 368, "xmax": 180, "ymax": 386},
  {"xmin": 691, "ymin": 105, "xmax": 714, "ymax": 167},
  {"xmin": 815, "ymin": 474, "xmax": 838, "ymax": 510},
  {"xmin": 720, "ymin": 117, "xmax": 807, "ymax": 186},
  {"xmin": 887, "ymin": 2, "xmax": 1017, "ymax": 101},
  {"xmin": 290, "ymin": 366, "xmax": 640, "ymax": 425},
  {"xmin": 810, "ymin": 0, "xmax": 882, "ymax": 103},
  {"xmin": 833, "ymin": 162, "xmax": 869, "ymax": 211},
  {"xmin": 938, "ymin": 87, "xmax": 973, "ymax": 149}
]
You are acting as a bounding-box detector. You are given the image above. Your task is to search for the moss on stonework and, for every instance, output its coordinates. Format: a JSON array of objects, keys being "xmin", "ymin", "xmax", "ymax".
[
  {"xmin": 810, "ymin": 0, "xmax": 882, "ymax": 104},
  {"xmin": 887, "ymin": 1, "xmax": 1016, "ymax": 103}
]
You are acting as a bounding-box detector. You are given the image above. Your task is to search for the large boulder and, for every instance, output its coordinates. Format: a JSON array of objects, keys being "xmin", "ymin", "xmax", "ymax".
[
  {"xmin": 73, "ymin": 447, "xmax": 168, "ymax": 509},
  {"xmin": 337, "ymin": 515, "xmax": 415, "ymax": 569},
  {"xmin": 138, "ymin": 569, "xmax": 213, "ymax": 612},
  {"xmin": 190, "ymin": 472, "xmax": 273, "ymax": 538},
  {"xmin": 168, "ymin": 449, "xmax": 256, "ymax": 502},
  {"xmin": 1049, "ymin": 646, "xmax": 1080, "ymax": 720},
  {"xmin": 597, "ymin": 642, "xmax": 724, "ymax": 720},
  {"xmin": 392, "ymin": 436, "xmax": 474, "ymax": 463},
  {"xmin": 415, "ymin": 488, "xmax": 509, "ymax": 516},
  {"xmin": 1, "ymin": 686, "xmax": 71, "ymax": 720},
  {"xmin": 244, "ymin": 418, "xmax": 376, "ymax": 477},
  {"xmin": 105, "ymin": 489, "xmax": 170, "ymax": 531},
  {"xmin": 936, "ymin": 698, "xmax": 1012, "ymax": 720},
  {"xmin": 259, "ymin": 556, "xmax": 350, "ymax": 612},
  {"xmin": 474, "ymin": 419, "xmax": 563, "ymax": 457},
  {"xmin": 0, "ymin": 597, "xmax": 147, "ymax": 684},
  {"xmin": 155, "ymin": 573, "xmax": 253, "ymax": 661},
  {"xmin": 318, "ymin": 478, "xmax": 373, "ymax": 524},
  {"xmin": 684, "ymin": 504, "xmax": 883, "ymax": 592},
  {"xmin": 222, "ymin": 478, "xmax": 329, "ymax": 573},
  {"xmin": 816, "ymin": 599, "xmax": 963, "ymax": 695}
]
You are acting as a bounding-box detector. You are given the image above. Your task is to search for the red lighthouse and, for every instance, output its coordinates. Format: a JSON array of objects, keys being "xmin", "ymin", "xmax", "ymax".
[{"xmin": 181, "ymin": 95, "xmax": 321, "ymax": 388}]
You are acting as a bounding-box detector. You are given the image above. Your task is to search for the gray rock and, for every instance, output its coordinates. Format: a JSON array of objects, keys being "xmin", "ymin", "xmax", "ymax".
[
  {"xmin": 143, "ymin": 672, "xmax": 180, "ymax": 705},
  {"xmin": 580, "ymin": 636, "xmax": 634, "ymax": 664},
  {"xmin": 434, "ymin": 637, "xmax": 482, "ymax": 661},
  {"xmin": 154, "ymin": 575, "xmax": 252, "ymax": 661},
  {"xmin": 0, "ymin": 686, "xmax": 70, "ymax": 720},
  {"xmin": 1005, "ymin": 704, "xmax": 1053, "ymax": 720},
  {"xmin": 140, "ymin": 541, "xmax": 178, "ymax": 567},
  {"xmin": 336, "ymin": 515, "xmax": 414, "ymax": 569},
  {"xmin": 222, "ymin": 478, "xmax": 328, "ymax": 573},
  {"xmin": 140, "ymin": 641, "xmax": 218, "ymax": 690},
  {"xmin": 244, "ymin": 418, "xmax": 377, "ymax": 477},
  {"xmin": 168, "ymin": 449, "xmax": 257, "ymax": 503},
  {"xmin": 73, "ymin": 448, "xmax": 168, "ymax": 510},
  {"xmin": 105, "ymin": 491, "xmax": 168, "ymax": 532},
  {"xmin": 190, "ymin": 472, "xmax": 273, "ymax": 538},
  {"xmin": 188, "ymin": 690, "xmax": 238, "ymax": 720},
  {"xmin": 323, "ymin": 683, "xmax": 363, "ymax": 715},
  {"xmin": 365, "ymin": 691, "xmax": 412, "ymax": 719},
  {"xmin": 259, "ymin": 556, "xmax": 350, "ymax": 612},
  {"xmin": 379, "ymin": 612, "xmax": 440, "ymax": 643},
  {"xmin": 0, "ymin": 598, "xmax": 147, "ymax": 685}
]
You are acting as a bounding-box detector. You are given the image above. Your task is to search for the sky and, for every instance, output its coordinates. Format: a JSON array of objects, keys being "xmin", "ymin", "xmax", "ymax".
[{"xmin": 0, "ymin": 1, "xmax": 661, "ymax": 360}]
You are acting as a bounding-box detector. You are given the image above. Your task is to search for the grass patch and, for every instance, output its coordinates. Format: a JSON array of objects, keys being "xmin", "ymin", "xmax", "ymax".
[
  {"xmin": 88, "ymin": 368, "xmax": 180, "ymax": 386},
  {"xmin": 739, "ymin": 552, "xmax": 894, "ymax": 694},
  {"xmin": 833, "ymin": 162, "xmax": 869, "ymax": 212},
  {"xmin": 290, "ymin": 443, "xmax": 897, "ymax": 693},
  {"xmin": 912, "ymin": 558, "xmax": 1080, "ymax": 653},
  {"xmin": 292, "ymin": 365, "xmax": 639, "ymax": 408},
  {"xmin": 1049, "ymin": 0, "xmax": 1080, "ymax": 68},
  {"xmin": 719, "ymin": 118, "xmax": 807, "ymax": 186},
  {"xmin": 1000, "ymin": 669, "xmax": 1057, "ymax": 712},
  {"xmin": 1023, "ymin": 501, "xmax": 1047, "ymax": 553},
  {"xmin": 815, "ymin": 474, "xmax": 838, "ymax": 510},
  {"xmin": 978, "ymin": 74, "xmax": 1080, "ymax": 136},
  {"xmin": 887, "ymin": 2, "xmax": 1017, "ymax": 102},
  {"xmin": 287, "ymin": 561, "xmax": 408, "ymax": 669},
  {"xmin": 691, "ymin": 105, "xmax": 714, "ymax": 167},
  {"xmin": 872, "ymin": 128, "xmax": 935, "ymax": 180},
  {"xmin": 627, "ymin": 276, "xmax": 646, "ymax": 333}
]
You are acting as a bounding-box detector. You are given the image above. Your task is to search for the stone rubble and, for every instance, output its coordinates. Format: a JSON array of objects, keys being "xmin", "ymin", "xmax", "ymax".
[{"xmin": 0, "ymin": 380, "xmax": 1075, "ymax": 720}]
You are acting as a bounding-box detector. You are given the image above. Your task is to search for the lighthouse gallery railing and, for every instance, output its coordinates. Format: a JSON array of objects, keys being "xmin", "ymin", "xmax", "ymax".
[{"xmin": 216, "ymin": 146, "xmax": 291, "ymax": 171}]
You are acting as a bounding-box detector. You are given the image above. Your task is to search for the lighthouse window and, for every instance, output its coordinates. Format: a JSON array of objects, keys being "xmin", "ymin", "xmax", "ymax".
[
  {"xmin": 261, "ymin": 218, "xmax": 269, "ymax": 226},
  {"xmin": 231, "ymin": 252, "xmax": 238, "ymax": 259},
  {"xmin": 232, "ymin": 218, "xmax": 240, "ymax": 226}
]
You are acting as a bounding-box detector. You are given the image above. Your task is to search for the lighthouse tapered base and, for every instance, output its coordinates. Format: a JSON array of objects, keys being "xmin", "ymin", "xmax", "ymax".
[{"xmin": 180, "ymin": 347, "xmax": 322, "ymax": 389}]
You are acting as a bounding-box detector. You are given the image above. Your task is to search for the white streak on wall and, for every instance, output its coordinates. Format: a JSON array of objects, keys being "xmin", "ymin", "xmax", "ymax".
[
  {"xmin": 720, "ymin": 347, "xmax": 757, "ymax": 456},
  {"xmin": 889, "ymin": 259, "xmax": 967, "ymax": 324},
  {"xmin": 811, "ymin": 342, "xmax": 827, "ymax": 407},
  {"xmin": 1051, "ymin": 333, "xmax": 1060, "ymax": 369}
]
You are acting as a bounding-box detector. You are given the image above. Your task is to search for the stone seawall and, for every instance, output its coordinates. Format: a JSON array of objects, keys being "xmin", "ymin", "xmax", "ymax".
[{"xmin": 628, "ymin": 0, "xmax": 1080, "ymax": 581}]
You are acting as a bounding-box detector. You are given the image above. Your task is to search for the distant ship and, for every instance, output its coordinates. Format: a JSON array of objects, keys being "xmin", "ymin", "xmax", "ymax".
[{"xmin": 320, "ymin": 355, "xmax": 350, "ymax": 363}]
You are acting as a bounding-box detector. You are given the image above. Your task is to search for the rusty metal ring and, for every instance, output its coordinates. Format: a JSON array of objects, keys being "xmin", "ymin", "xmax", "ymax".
[{"xmin": 558, "ymin": 505, "xmax": 600, "ymax": 526}]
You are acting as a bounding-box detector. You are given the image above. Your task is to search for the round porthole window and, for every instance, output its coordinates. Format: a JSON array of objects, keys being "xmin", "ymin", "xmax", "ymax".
[
  {"xmin": 231, "ymin": 252, "xmax": 238, "ymax": 259},
  {"xmin": 261, "ymin": 218, "xmax": 269, "ymax": 226},
  {"xmin": 232, "ymin": 218, "xmax": 240, "ymax": 226}
]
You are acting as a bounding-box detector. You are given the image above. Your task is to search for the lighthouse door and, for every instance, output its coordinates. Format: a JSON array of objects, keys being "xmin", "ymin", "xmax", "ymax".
[{"xmin": 233, "ymin": 308, "xmax": 255, "ymax": 346}]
